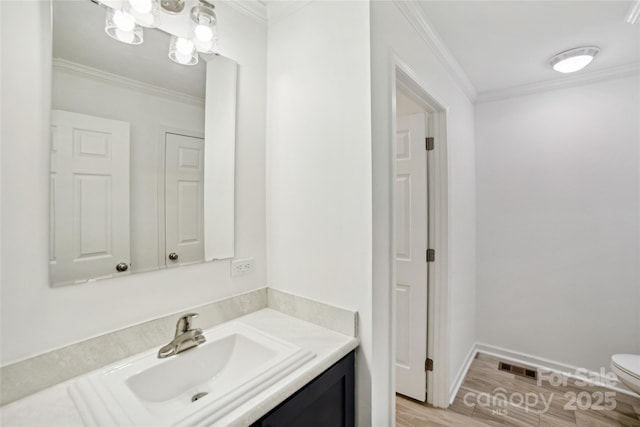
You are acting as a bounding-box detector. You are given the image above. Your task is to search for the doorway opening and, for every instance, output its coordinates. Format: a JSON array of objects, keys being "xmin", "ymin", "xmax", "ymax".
[{"xmin": 391, "ymin": 61, "xmax": 450, "ymax": 412}]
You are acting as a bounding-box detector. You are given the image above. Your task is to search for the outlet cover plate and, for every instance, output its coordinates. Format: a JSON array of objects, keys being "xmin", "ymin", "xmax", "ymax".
[{"xmin": 231, "ymin": 257, "xmax": 255, "ymax": 277}]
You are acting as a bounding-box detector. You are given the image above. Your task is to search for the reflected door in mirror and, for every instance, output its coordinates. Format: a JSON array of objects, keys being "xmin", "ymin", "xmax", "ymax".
[
  {"xmin": 50, "ymin": 110, "xmax": 131, "ymax": 286},
  {"xmin": 165, "ymin": 133, "xmax": 205, "ymax": 267}
]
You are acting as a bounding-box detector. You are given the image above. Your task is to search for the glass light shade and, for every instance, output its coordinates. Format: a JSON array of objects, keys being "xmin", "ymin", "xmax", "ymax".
[
  {"xmin": 129, "ymin": 0, "xmax": 152, "ymax": 14},
  {"xmin": 105, "ymin": 9, "xmax": 143, "ymax": 45},
  {"xmin": 124, "ymin": 0, "xmax": 161, "ymax": 28},
  {"xmin": 549, "ymin": 47, "xmax": 600, "ymax": 74},
  {"xmin": 190, "ymin": 3, "xmax": 216, "ymax": 43},
  {"xmin": 195, "ymin": 24, "xmax": 213, "ymax": 42},
  {"xmin": 168, "ymin": 36, "xmax": 198, "ymax": 65},
  {"xmin": 193, "ymin": 26, "xmax": 218, "ymax": 53}
]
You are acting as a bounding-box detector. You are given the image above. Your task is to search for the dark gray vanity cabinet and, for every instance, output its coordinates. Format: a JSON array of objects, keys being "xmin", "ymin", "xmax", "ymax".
[{"xmin": 250, "ymin": 351, "xmax": 355, "ymax": 427}]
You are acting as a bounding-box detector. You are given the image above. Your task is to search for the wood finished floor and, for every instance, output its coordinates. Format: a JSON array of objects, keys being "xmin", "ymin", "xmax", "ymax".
[{"xmin": 396, "ymin": 353, "xmax": 640, "ymax": 426}]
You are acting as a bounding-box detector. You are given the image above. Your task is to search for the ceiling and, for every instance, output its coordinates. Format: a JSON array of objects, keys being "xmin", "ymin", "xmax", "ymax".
[
  {"xmin": 53, "ymin": 0, "xmax": 206, "ymax": 98},
  {"xmin": 417, "ymin": 1, "xmax": 640, "ymax": 94}
]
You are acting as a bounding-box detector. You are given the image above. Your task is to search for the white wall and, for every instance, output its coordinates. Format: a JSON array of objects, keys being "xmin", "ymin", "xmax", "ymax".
[
  {"xmin": 370, "ymin": 1, "xmax": 477, "ymax": 421},
  {"xmin": 0, "ymin": 1, "xmax": 267, "ymax": 364},
  {"xmin": 476, "ymin": 76, "xmax": 640, "ymax": 372},
  {"xmin": 52, "ymin": 68, "xmax": 205, "ymax": 274},
  {"xmin": 265, "ymin": 1, "xmax": 372, "ymax": 425}
]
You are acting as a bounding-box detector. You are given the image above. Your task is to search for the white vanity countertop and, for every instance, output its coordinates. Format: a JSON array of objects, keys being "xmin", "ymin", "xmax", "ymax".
[{"xmin": 0, "ymin": 308, "xmax": 359, "ymax": 427}]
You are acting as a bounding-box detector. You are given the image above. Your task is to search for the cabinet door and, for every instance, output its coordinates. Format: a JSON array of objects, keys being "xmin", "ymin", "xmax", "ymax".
[{"xmin": 256, "ymin": 352, "xmax": 354, "ymax": 427}]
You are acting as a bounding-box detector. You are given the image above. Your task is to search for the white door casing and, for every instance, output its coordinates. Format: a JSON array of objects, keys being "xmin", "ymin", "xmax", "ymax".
[
  {"xmin": 395, "ymin": 112, "xmax": 429, "ymax": 401},
  {"xmin": 50, "ymin": 110, "xmax": 131, "ymax": 286},
  {"xmin": 164, "ymin": 133, "xmax": 205, "ymax": 267}
]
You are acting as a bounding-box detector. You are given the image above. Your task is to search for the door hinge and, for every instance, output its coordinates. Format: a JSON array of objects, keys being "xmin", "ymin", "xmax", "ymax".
[
  {"xmin": 425, "ymin": 137, "xmax": 434, "ymax": 151},
  {"xmin": 426, "ymin": 249, "xmax": 435, "ymax": 262},
  {"xmin": 425, "ymin": 358, "xmax": 434, "ymax": 372}
]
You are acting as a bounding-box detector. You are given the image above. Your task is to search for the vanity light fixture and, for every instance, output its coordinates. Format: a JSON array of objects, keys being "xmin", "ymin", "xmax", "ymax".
[
  {"xmin": 125, "ymin": 0, "xmax": 161, "ymax": 28},
  {"xmin": 129, "ymin": 0, "xmax": 152, "ymax": 14},
  {"xmin": 549, "ymin": 46, "xmax": 600, "ymax": 74},
  {"xmin": 102, "ymin": 0, "xmax": 217, "ymax": 65},
  {"xmin": 160, "ymin": 0, "xmax": 185, "ymax": 14},
  {"xmin": 190, "ymin": 1, "xmax": 216, "ymax": 44},
  {"xmin": 105, "ymin": 8, "xmax": 143, "ymax": 45},
  {"xmin": 168, "ymin": 35, "xmax": 198, "ymax": 65}
]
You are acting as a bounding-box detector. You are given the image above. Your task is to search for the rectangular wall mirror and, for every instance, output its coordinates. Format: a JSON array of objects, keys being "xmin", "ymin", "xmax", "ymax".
[{"xmin": 49, "ymin": 0, "xmax": 237, "ymax": 287}]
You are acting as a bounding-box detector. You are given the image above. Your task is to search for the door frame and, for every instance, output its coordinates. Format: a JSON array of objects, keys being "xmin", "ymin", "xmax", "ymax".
[
  {"xmin": 390, "ymin": 55, "xmax": 450, "ymax": 410},
  {"xmin": 156, "ymin": 126, "xmax": 205, "ymax": 268}
]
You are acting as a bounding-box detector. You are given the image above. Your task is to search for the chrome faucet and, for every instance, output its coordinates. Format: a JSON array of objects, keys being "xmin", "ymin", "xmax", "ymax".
[{"xmin": 158, "ymin": 313, "xmax": 206, "ymax": 359}]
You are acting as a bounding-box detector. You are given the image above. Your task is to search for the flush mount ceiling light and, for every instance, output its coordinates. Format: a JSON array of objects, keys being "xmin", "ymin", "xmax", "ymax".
[{"xmin": 549, "ymin": 46, "xmax": 600, "ymax": 74}]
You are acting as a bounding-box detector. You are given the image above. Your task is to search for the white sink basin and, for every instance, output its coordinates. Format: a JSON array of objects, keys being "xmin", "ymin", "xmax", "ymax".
[{"xmin": 68, "ymin": 322, "xmax": 315, "ymax": 426}]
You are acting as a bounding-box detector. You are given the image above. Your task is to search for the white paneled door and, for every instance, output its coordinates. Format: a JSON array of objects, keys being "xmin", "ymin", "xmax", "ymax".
[
  {"xmin": 164, "ymin": 133, "xmax": 205, "ymax": 267},
  {"xmin": 50, "ymin": 110, "xmax": 131, "ymax": 286},
  {"xmin": 396, "ymin": 113, "xmax": 428, "ymax": 401}
]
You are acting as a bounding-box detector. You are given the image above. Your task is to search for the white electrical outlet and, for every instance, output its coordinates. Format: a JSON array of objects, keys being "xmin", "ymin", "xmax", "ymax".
[{"xmin": 231, "ymin": 257, "xmax": 255, "ymax": 277}]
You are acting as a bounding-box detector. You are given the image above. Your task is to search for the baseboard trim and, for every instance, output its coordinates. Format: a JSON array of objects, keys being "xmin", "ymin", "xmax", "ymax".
[
  {"xmin": 449, "ymin": 345, "xmax": 478, "ymax": 404},
  {"xmin": 475, "ymin": 342, "xmax": 638, "ymax": 398}
]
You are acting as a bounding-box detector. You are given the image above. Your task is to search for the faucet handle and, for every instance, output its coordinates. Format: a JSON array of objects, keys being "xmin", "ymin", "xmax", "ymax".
[{"xmin": 176, "ymin": 313, "xmax": 200, "ymax": 334}]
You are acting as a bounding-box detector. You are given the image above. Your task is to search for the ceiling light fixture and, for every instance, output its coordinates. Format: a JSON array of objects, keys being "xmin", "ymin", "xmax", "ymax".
[{"xmin": 549, "ymin": 46, "xmax": 600, "ymax": 74}]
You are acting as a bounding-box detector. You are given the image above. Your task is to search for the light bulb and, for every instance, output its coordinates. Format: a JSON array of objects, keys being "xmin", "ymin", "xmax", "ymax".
[
  {"xmin": 115, "ymin": 29, "xmax": 135, "ymax": 44},
  {"xmin": 106, "ymin": 8, "xmax": 143, "ymax": 45},
  {"xmin": 176, "ymin": 38, "xmax": 195, "ymax": 55},
  {"xmin": 175, "ymin": 52, "xmax": 193, "ymax": 65},
  {"xmin": 194, "ymin": 24, "xmax": 213, "ymax": 42},
  {"xmin": 134, "ymin": 11, "xmax": 157, "ymax": 27},
  {"xmin": 113, "ymin": 10, "xmax": 135, "ymax": 32},
  {"xmin": 123, "ymin": 0, "xmax": 160, "ymax": 28},
  {"xmin": 129, "ymin": 0, "xmax": 152, "ymax": 14},
  {"xmin": 552, "ymin": 55, "xmax": 594, "ymax": 73},
  {"xmin": 168, "ymin": 35, "xmax": 198, "ymax": 65},
  {"xmin": 194, "ymin": 38, "xmax": 213, "ymax": 53}
]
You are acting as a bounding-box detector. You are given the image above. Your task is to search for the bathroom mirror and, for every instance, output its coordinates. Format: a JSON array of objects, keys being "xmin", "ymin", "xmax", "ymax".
[{"xmin": 49, "ymin": 0, "xmax": 237, "ymax": 287}]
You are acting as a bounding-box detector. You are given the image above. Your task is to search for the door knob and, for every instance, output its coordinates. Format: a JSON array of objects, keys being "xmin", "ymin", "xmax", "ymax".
[
  {"xmin": 168, "ymin": 252, "xmax": 179, "ymax": 261},
  {"xmin": 116, "ymin": 262, "xmax": 129, "ymax": 272}
]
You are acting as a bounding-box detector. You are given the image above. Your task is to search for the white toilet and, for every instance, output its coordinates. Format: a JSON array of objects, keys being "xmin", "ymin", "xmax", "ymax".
[{"xmin": 611, "ymin": 354, "xmax": 640, "ymax": 395}]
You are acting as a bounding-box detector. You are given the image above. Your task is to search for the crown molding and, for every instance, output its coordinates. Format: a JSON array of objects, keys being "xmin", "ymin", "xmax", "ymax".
[
  {"xmin": 52, "ymin": 58, "xmax": 205, "ymax": 107},
  {"xmin": 476, "ymin": 62, "xmax": 640, "ymax": 103},
  {"xmin": 626, "ymin": 0, "xmax": 640, "ymax": 24},
  {"xmin": 392, "ymin": 0, "xmax": 478, "ymax": 102},
  {"xmin": 225, "ymin": 0, "xmax": 267, "ymax": 24}
]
